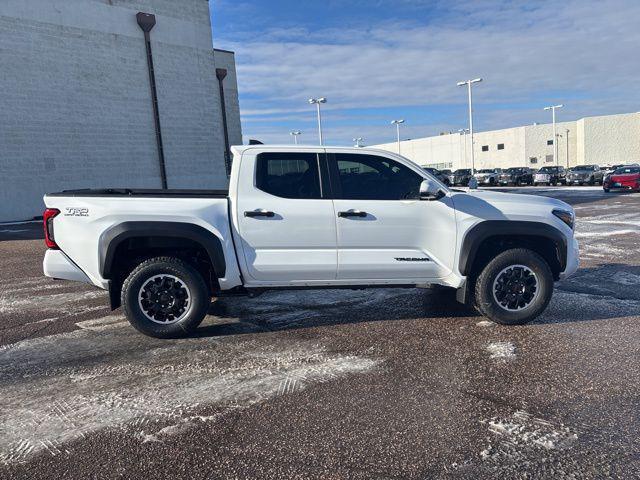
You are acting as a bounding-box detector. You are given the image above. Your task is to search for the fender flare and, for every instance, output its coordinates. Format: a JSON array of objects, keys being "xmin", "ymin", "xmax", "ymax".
[
  {"xmin": 458, "ymin": 220, "xmax": 567, "ymax": 276},
  {"xmin": 100, "ymin": 221, "xmax": 226, "ymax": 279}
]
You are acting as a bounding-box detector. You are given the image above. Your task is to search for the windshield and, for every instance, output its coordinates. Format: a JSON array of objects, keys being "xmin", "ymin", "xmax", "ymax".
[
  {"xmin": 614, "ymin": 167, "xmax": 640, "ymax": 174},
  {"xmin": 572, "ymin": 166, "xmax": 592, "ymax": 171},
  {"xmin": 453, "ymin": 169, "xmax": 470, "ymax": 174},
  {"xmin": 505, "ymin": 168, "xmax": 521, "ymax": 173},
  {"xmin": 538, "ymin": 167, "xmax": 556, "ymax": 173},
  {"xmin": 477, "ymin": 169, "xmax": 494, "ymax": 173}
]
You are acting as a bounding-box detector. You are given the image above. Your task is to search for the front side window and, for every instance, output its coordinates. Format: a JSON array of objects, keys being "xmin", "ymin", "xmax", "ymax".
[
  {"xmin": 256, "ymin": 153, "xmax": 321, "ymax": 199},
  {"xmin": 333, "ymin": 154, "xmax": 423, "ymax": 200}
]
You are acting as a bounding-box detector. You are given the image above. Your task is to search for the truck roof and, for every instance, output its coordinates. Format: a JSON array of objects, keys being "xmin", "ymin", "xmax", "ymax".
[{"xmin": 231, "ymin": 145, "xmax": 393, "ymax": 155}]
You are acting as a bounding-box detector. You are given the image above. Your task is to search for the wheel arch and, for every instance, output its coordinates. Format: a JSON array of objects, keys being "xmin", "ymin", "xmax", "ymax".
[
  {"xmin": 459, "ymin": 221, "xmax": 567, "ymax": 280},
  {"xmin": 100, "ymin": 222, "xmax": 226, "ymax": 308}
]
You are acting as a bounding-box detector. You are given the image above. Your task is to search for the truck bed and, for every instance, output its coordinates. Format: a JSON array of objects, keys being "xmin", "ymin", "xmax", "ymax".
[{"xmin": 46, "ymin": 188, "xmax": 229, "ymax": 198}]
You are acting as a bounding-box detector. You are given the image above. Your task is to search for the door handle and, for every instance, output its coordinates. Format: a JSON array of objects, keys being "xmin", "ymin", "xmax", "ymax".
[
  {"xmin": 338, "ymin": 210, "xmax": 367, "ymax": 218},
  {"xmin": 244, "ymin": 209, "xmax": 275, "ymax": 218}
]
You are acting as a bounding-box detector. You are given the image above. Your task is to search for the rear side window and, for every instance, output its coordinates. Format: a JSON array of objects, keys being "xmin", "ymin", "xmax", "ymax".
[
  {"xmin": 255, "ymin": 153, "xmax": 321, "ymax": 199},
  {"xmin": 332, "ymin": 154, "xmax": 423, "ymax": 200}
]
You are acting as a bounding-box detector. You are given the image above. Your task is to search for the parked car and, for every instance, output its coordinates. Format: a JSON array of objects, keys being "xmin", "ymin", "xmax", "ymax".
[
  {"xmin": 566, "ymin": 165, "xmax": 603, "ymax": 185},
  {"xmin": 603, "ymin": 166, "xmax": 640, "ymax": 193},
  {"xmin": 534, "ymin": 166, "xmax": 567, "ymax": 186},
  {"xmin": 474, "ymin": 168, "xmax": 503, "ymax": 186},
  {"xmin": 499, "ymin": 167, "xmax": 534, "ymax": 186},
  {"xmin": 42, "ymin": 145, "xmax": 578, "ymax": 337},
  {"xmin": 451, "ymin": 168, "xmax": 473, "ymax": 186},
  {"xmin": 602, "ymin": 163, "xmax": 639, "ymax": 183},
  {"xmin": 423, "ymin": 167, "xmax": 451, "ymax": 186}
]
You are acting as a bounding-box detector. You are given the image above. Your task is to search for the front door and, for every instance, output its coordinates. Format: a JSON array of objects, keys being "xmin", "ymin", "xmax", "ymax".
[
  {"xmin": 236, "ymin": 149, "xmax": 337, "ymax": 283},
  {"xmin": 329, "ymin": 152, "xmax": 457, "ymax": 280}
]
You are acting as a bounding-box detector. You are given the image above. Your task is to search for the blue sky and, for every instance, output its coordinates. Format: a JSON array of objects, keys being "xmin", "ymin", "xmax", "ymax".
[{"xmin": 211, "ymin": 0, "xmax": 640, "ymax": 146}]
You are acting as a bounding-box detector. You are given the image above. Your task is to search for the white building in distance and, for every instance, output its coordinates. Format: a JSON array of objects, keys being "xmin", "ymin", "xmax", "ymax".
[
  {"xmin": 373, "ymin": 112, "xmax": 640, "ymax": 171},
  {"xmin": 0, "ymin": 0, "xmax": 241, "ymax": 222}
]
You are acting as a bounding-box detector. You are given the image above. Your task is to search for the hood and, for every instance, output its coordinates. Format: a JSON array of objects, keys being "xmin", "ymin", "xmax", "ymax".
[
  {"xmin": 611, "ymin": 173, "xmax": 640, "ymax": 181},
  {"xmin": 450, "ymin": 189, "xmax": 571, "ymax": 220}
]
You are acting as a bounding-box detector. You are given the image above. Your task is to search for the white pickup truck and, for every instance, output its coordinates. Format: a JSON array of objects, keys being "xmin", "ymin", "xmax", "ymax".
[{"xmin": 43, "ymin": 145, "xmax": 579, "ymax": 337}]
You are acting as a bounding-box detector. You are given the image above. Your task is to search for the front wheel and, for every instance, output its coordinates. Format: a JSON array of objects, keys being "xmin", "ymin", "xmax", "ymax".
[
  {"xmin": 604, "ymin": 188, "xmax": 610, "ymax": 193},
  {"xmin": 474, "ymin": 248, "xmax": 553, "ymax": 325},
  {"xmin": 121, "ymin": 256, "xmax": 210, "ymax": 338}
]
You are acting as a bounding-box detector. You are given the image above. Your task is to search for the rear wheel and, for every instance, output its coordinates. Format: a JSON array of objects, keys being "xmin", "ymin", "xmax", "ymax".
[
  {"xmin": 121, "ymin": 256, "xmax": 210, "ymax": 338},
  {"xmin": 474, "ymin": 248, "xmax": 553, "ymax": 325}
]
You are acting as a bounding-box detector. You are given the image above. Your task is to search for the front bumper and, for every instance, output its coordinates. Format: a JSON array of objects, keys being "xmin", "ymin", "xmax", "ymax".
[
  {"xmin": 559, "ymin": 237, "xmax": 580, "ymax": 280},
  {"xmin": 567, "ymin": 175, "xmax": 589, "ymax": 184}
]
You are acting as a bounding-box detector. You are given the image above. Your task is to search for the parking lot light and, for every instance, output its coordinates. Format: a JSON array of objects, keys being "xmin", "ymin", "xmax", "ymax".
[
  {"xmin": 391, "ymin": 119, "xmax": 405, "ymax": 154},
  {"xmin": 290, "ymin": 130, "xmax": 301, "ymax": 145},
  {"xmin": 457, "ymin": 78, "xmax": 483, "ymax": 175},
  {"xmin": 544, "ymin": 104, "xmax": 564, "ymax": 167},
  {"xmin": 308, "ymin": 98, "xmax": 327, "ymax": 145},
  {"xmin": 353, "ymin": 137, "xmax": 363, "ymax": 147}
]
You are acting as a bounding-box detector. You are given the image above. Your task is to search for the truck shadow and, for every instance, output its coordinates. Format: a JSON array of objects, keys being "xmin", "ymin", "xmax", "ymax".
[
  {"xmin": 194, "ymin": 263, "xmax": 640, "ymax": 337},
  {"xmin": 195, "ymin": 287, "xmax": 478, "ymax": 337}
]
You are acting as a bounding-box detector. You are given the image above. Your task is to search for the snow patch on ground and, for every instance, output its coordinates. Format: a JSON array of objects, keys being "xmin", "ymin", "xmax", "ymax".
[
  {"xmin": 0, "ymin": 290, "xmax": 104, "ymax": 315},
  {"xmin": 476, "ymin": 321, "xmax": 494, "ymax": 327},
  {"xmin": 481, "ymin": 410, "xmax": 578, "ymax": 464},
  {"xmin": 486, "ymin": 341, "xmax": 516, "ymax": 359},
  {"xmin": 0, "ymin": 325, "xmax": 379, "ymax": 465}
]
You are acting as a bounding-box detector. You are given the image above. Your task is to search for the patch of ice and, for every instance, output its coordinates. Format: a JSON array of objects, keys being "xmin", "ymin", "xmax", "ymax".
[
  {"xmin": 486, "ymin": 341, "xmax": 515, "ymax": 359},
  {"xmin": 0, "ymin": 327, "xmax": 379, "ymax": 465},
  {"xmin": 476, "ymin": 320, "xmax": 494, "ymax": 327},
  {"xmin": 481, "ymin": 410, "xmax": 578, "ymax": 463},
  {"xmin": 574, "ymin": 229, "xmax": 638, "ymax": 239}
]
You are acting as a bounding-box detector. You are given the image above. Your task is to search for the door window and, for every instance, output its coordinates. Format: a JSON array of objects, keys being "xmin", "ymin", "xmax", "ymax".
[
  {"xmin": 255, "ymin": 153, "xmax": 321, "ymax": 199},
  {"xmin": 333, "ymin": 154, "xmax": 423, "ymax": 200}
]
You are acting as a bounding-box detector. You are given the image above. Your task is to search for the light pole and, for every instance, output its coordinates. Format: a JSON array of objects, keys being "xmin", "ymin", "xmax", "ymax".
[
  {"xmin": 290, "ymin": 130, "xmax": 301, "ymax": 145},
  {"xmin": 544, "ymin": 104, "xmax": 564, "ymax": 167},
  {"xmin": 458, "ymin": 128, "xmax": 469, "ymax": 168},
  {"xmin": 457, "ymin": 78, "xmax": 482, "ymax": 175},
  {"xmin": 565, "ymin": 128, "xmax": 570, "ymax": 167},
  {"xmin": 308, "ymin": 97, "xmax": 327, "ymax": 145},
  {"xmin": 353, "ymin": 137, "xmax": 363, "ymax": 147},
  {"xmin": 391, "ymin": 119, "xmax": 405, "ymax": 154}
]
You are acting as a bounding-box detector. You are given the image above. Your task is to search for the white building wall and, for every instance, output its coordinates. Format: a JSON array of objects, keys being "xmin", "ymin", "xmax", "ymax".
[
  {"xmin": 0, "ymin": 0, "xmax": 242, "ymax": 222},
  {"xmin": 373, "ymin": 112, "xmax": 640, "ymax": 172},
  {"xmin": 581, "ymin": 112, "xmax": 640, "ymax": 166}
]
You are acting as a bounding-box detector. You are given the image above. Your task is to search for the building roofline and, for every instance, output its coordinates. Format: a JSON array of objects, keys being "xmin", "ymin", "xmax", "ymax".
[{"xmin": 213, "ymin": 48, "xmax": 235, "ymax": 55}]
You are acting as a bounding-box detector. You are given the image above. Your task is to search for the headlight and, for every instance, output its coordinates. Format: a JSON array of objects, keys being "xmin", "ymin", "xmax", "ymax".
[{"xmin": 553, "ymin": 209, "xmax": 574, "ymax": 230}]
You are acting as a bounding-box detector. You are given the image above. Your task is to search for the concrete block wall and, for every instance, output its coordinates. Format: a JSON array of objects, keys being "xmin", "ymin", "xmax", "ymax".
[{"xmin": 0, "ymin": 0, "xmax": 241, "ymax": 222}]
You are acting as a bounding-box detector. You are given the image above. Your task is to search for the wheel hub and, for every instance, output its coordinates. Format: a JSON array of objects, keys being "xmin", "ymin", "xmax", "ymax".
[
  {"xmin": 138, "ymin": 274, "xmax": 191, "ymax": 324},
  {"xmin": 492, "ymin": 265, "xmax": 539, "ymax": 312}
]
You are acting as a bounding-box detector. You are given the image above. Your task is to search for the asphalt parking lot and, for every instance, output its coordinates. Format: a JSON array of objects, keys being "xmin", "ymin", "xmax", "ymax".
[{"xmin": 1, "ymin": 187, "xmax": 639, "ymax": 479}]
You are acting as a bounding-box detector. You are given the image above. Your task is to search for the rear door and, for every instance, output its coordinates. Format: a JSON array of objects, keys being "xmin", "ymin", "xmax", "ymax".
[
  {"xmin": 329, "ymin": 151, "xmax": 457, "ymax": 280},
  {"xmin": 235, "ymin": 149, "xmax": 337, "ymax": 283}
]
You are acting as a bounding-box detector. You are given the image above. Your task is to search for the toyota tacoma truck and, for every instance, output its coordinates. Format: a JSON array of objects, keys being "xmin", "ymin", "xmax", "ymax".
[{"xmin": 43, "ymin": 146, "xmax": 579, "ymax": 338}]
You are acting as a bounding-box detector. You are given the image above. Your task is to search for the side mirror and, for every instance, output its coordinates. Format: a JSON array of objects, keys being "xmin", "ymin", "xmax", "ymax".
[{"xmin": 420, "ymin": 179, "xmax": 445, "ymax": 201}]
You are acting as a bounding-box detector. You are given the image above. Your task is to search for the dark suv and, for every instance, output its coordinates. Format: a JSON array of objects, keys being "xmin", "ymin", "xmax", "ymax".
[
  {"xmin": 499, "ymin": 167, "xmax": 534, "ymax": 186},
  {"xmin": 534, "ymin": 166, "xmax": 566, "ymax": 186},
  {"xmin": 451, "ymin": 168, "xmax": 473, "ymax": 186}
]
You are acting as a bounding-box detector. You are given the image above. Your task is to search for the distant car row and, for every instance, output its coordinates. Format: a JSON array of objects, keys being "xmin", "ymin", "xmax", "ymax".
[{"xmin": 423, "ymin": 164, "xmax": 639, "ymax": 188}]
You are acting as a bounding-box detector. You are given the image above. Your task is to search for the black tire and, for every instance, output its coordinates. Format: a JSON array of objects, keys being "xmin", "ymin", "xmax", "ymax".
[
  {"xmin": 534, "ymin": 182, "xmax": 539, "ymax": 187},
  {"xmin": 604, "ymin": 188, "xmax": 610, "ymax": 193},
  {"xmin": 474, "ymin": 248, "xmax": 553, "ymax": 325},
  {"xmin": 121, "ymin": 256, "xmax": 210, "ymax": 338},
  {"xmin": 588, "ymin": 176, "xmax": 595, "ymax": 186}
]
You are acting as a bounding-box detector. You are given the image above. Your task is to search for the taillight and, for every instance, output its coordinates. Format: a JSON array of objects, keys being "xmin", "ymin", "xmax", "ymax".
[{"xmin": 43, "ymin": 208, "xmax": 60, "ymax": 249}]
